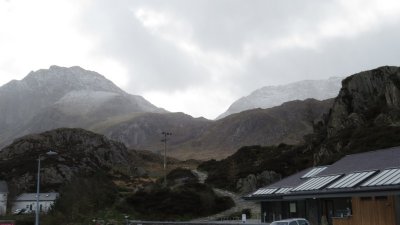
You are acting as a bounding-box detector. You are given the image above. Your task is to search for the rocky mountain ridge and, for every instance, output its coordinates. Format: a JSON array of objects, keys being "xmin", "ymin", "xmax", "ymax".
[
  {"xmin": 0, "ymin": 66, "xmax": 334, "ymax": 160},
  {"xmin": 99, "ymin": 98, "xmax": 333, "ymax": 160},
  {"xmin": 0, "ymin": 66, "xmax": 164, "ymax": 148}
]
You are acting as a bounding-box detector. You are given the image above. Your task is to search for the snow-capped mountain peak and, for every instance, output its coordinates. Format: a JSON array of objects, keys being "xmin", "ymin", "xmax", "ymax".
[{"xmin": 217, "ymin": 77, "xmax": 343, "ymax": 119}]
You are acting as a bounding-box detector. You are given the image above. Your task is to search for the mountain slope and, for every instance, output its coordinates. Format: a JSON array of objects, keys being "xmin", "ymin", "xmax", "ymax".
[
  {"xmin": 217, "ymin": 77, "xmax": 342, "ymax": 119},
  {"xmin": 173, "ymin": 98, "xmax": 333, "ymax": 159},
  {"xmin": 101, "ymin": 98, "xmax": 333, "ymax": 160},
  {"xmin": 95, "ymin": 112, "xmax": 212, "ymax": 153},
  {"xmin": 0, "ymin": 66, "xmax": 164, "ymax": 148}
]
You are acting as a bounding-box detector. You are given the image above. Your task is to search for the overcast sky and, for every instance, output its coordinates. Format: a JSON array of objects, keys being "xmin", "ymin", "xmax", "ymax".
[{"xmin": 1, "ymin": 0, "xmax": 400, "ymax": 119}]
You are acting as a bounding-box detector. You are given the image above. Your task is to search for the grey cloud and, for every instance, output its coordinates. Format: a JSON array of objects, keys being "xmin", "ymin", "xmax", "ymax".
[
  {"xmin": 80, "ymin": 0, "xmax": 209, "ymax": 93},
  {"xmin": 238, "ymin": 21, "xmax": 400, "ymax": 93},
  {"xmin": 77, "ymin": 0, "xmax": 400, "ymax": 100}
]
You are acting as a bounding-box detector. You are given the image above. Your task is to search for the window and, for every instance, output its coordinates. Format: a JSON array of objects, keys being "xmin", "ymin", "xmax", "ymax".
[
  {"xmin": 290, "ymin": 202, "xmax": 296, "ymax": 213},
  {"xmin": 271, "ymin": 222, "xmax": 288, "ymax": 225}
]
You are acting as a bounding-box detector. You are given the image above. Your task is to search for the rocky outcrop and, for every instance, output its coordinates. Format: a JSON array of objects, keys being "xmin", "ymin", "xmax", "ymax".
[
  {"xmin": 327, "ymin": 66, "xmax": 400, "ymax": 136},
  {"xmin": 0, "ymin": 128, "xmax": 135, "ymax": 193},
  {"xmin": 307, "ymin": 66, "xmax": 400, "ymax": 164},
  {"xmin": 236, "ymin": 170, "xmax": 281, "ymax": 194}
]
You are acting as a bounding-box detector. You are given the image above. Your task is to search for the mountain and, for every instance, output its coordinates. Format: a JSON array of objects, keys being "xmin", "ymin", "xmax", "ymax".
[
  {"xmin": 0, "ymin": 65, "xmax": 164, "ymax": 148},
  {"xmin": 102, "ymin": 98, "xmax": 333, "ymax": 160},
  {"xmin": 0, "ymin": 65, "xmax": 334, "ymax": 161},
  {"xmin": 199, "ymin": 66, "xmax": 400, "ymax": 193},
  {"xmin": 217, "ymin": 77, "xmax": 342, "ymax": 119}
]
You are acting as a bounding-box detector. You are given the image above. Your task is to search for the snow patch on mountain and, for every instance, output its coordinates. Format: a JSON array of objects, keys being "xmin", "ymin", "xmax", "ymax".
[{"xmin": 54, "ymin": 90, "xmax": 119, "ymax": 116}]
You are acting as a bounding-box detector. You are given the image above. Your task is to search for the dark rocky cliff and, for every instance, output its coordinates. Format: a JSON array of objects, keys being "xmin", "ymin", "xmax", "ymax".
[
  {"xmin": 327, "ymin": 66, "xmax": 400, "ymax": 136},
  {"xmin": 313, "ymin": 66, "xmax": 400, "ymax": 164},
  {"xmin": 0, "ymin": 128, "xmax": 134, "ymax": 193}
]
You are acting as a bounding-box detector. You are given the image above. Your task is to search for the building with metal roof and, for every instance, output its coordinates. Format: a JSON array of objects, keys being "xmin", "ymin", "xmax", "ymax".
[{"xmin": 245, "ymin": 146, "xmax": 400, "ymax": 225}]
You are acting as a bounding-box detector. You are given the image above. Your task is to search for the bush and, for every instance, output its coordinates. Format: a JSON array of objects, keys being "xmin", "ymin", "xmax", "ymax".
[
  {"xmin": 42, "ymin": 172, "xmax": 118, "ymax": 225},
  {"xmin": 123, "ymin": 183, "xmax": 234, "ymax": 220}
]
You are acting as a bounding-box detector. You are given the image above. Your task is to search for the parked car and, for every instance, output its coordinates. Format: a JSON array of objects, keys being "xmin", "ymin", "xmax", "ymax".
[
  {"xmin": 270, "ymin": 218, "xmax": 311, "ymax": 225},
  {"xmin": 23, "ymin": 209, "xmax": 33, "ymax": 214},
  {"xmin": 12, "ymin": 208, "xmax": 26, "ymax": 215}
]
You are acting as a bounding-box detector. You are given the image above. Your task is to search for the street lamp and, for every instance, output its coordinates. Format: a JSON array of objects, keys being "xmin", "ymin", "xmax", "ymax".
[
  {"xmin": 35, "ymin": 150, "xmax": 57, "ymax": 225},
  {"xmin": 161, "ymin": 131, "xmax": 172, "ymax": 186},
  {"xmin": 124, "ymin": 215, "xmax": 129, "ymax": 225}
]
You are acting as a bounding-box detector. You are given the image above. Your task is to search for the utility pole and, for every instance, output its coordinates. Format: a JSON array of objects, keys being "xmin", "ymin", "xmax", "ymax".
[
  {"xmin": 35, "ymin": 150, "xmax": 58, "ymax": 225},
  {"xmin": 161, "ymin": 131, "xmax": 172, "ymax": 187}
]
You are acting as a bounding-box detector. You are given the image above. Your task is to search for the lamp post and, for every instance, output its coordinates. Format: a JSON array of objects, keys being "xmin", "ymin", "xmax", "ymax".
[
  {"xmin": 161, "ymin": 131, "xmax": 172, "ymax": 186},
  {"xmin": 124, "ymin": 215, "xmax": 129, "ymax": 225},
  {"xmin": 35, "ymin": 150, "xmax": 57, "ymax": 225}
]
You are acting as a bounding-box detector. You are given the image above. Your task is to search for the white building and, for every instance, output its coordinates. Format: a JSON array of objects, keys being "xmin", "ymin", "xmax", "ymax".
[
  {"xmin": 0, "ymin": 181, "xmax": 8, "ymax": 215},
  {"xmin": 12, "ymin": 193, "xmax": 58, "ymax": 213}
]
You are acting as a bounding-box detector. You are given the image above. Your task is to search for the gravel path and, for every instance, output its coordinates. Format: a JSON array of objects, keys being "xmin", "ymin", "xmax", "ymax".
[{"xmin": 192, "ymin": 170, "xmax": 260, "ymax": 222}]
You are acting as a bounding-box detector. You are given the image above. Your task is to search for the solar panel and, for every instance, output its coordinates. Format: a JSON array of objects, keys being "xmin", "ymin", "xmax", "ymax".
[
  {"xmin": 275, "ymin": 187, "xmax": 293, "ymax": 194},
  {"xmin": 292, "ymin": 175, "xmax": 341, "ymax": 191},
  {"xmin": 253, "ymin": 188, "xmax": 278, "ymax": 195},
  {"xmin": 328, "ymin": 171, "xmax": 376, "ymax": 189},
  {"xmin": 301, "ymin": 167, "xmax": 328, "ymax": 178},
  {"xmin": 362, "ymin": 168, "xmax": 400, "ymax": 186}
]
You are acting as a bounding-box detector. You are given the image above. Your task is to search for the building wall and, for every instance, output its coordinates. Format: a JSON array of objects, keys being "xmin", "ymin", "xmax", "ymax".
[
  {"xmin": 332, "ymin": 196, "xmax": 396, "ymax": 225},
  {"xmin": 12, "ymin": 200, "xmax": 54, "ymax": 213},
  {"xmin": 261, "ymin": 200, "xmax": 308, "ymax": 223}
]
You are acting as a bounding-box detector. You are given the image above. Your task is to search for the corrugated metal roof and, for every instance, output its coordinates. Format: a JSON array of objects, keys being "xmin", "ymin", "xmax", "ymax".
[
  {"xmin": 253, "ymin": 188, "xmax": 278, "ymax": 195},
  {"xmin": 328, "ymin": 171, "xmax": 376, "ymax": 189},
  {"xmin": 0, "ymin": 181, "xmax": 8, "ymax": 193},
  {"xmin": 318, "ymin": 147, "xmax": 400, "ymax": 176},
  {"xmin": 275, "ymin": 187, "xmax": 293, "ymax": 194},
  {"xmin": 246, "ymin": 147, "xmax": 400, "ymax": 200},
  {"xmin": 15, "ymin": 193, "xmax": 59, "ymax": 201},
  {"xmin": 301, "ymin": 167, "xmax": 327, "ymax": 178},
  {"xmin": 292, "ymin": 175, "xmax": 341, "ymax": 191},
  {"xmin": 362, "ymin": 168, "xmax": 400, "ymax": 186}
]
